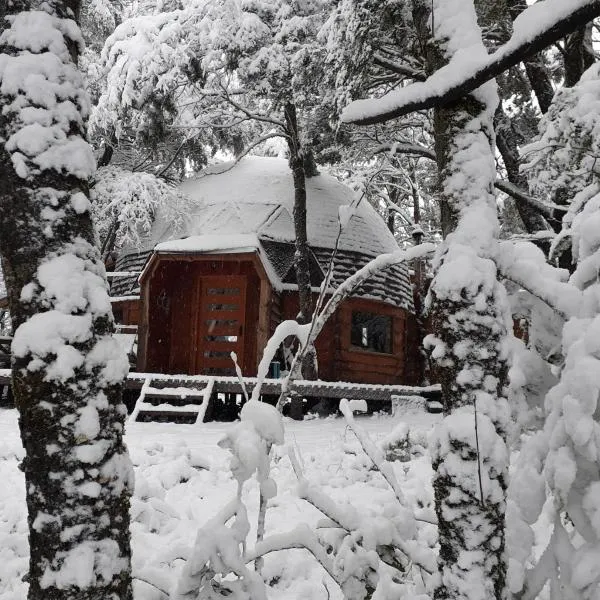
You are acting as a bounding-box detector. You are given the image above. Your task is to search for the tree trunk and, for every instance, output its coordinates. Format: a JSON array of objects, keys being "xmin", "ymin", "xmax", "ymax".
[
  {"xmin": 494, "ymin": 106, "xmax": 550, "ymax": 233},
  {"xmin": 504, "ymin": 0, "xmax": 555, "ymax": 114},
  {"xmin": 284, "ymin": 102, "xmax": 318, "ymax": 391},
  {"xmin": 0, "ymin": 3, "xmax": 133, "ymax": 600},
  {"xmin": 564, "ymin": 24, "xmax": 595, "ymax": 87},
  {"xmin": 478, "ymin": 0, "xmax": 553, "ymax": 234},
  {"xmin": 414, "ymin": 1, "xmax": 510, "ymax": 599},
  {"xmin": 387, "ymin": 209, "xmax": 395, "ymax": 233}
]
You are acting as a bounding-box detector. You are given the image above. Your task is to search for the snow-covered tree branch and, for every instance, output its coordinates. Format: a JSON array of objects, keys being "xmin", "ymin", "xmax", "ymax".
[{"xmin": 342, "ymin": 0, "xmax": 600, "ymax": 125}]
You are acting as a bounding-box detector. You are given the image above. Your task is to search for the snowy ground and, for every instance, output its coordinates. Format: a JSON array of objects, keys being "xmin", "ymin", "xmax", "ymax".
[{"xmin": 0, "ymin": 407, "xmax": 440, "ymax": 600}]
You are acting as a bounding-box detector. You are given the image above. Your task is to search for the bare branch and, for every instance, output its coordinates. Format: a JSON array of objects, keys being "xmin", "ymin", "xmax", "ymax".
[
  {"xmin": 133, "ymin": 577, "xmax": 169, "ymax": 598},
  {"xmin": 373, "ymin": 53, "xmax": 427, "ymax": 81},
  {"xmin": 368, "ymin": 142, "xmax": 561, "ymax": 222},
  {"xmin": 246, "ymin": 525, "xmax": 341, "ymax": 586},
  {"xmin": 494, "ymin": 180, "xmax": 567, "ymax": 221},
  {"xmin": 492, "ymin": 242, "xmax": 582, "ymax": 319},
  {"xmin": 219, "ymin": 83, "xmax": 286, "ymax": 128},
  {"xmin": 371, "ymin": 142, "xmax": 435, "ymax": 161}
]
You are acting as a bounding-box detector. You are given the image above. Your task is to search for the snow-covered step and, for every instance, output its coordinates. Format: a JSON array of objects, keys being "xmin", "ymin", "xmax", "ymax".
[
  {"xmin": 137, "ymin": 402, "xmax": 205, "ymax": 412},
  {"xmin": 144, "ymin": 386, "xmax": 208, "ymax": 399},
  {"xmin": 426, "ymin": 400, "xmax": 443, "ymax": 414},
  {"xmin": 134, "ymin": 402, "xmax": 203, "ymax": 423},
  {"xmin": 129, "ymin": 377, "xmax": 215, "ymax": 424}
]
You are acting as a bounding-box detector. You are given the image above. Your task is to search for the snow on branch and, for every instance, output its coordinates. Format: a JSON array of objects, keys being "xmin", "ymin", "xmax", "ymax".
[
  {"xmin": 289, "ymin": 446, "xmax": 437, "ymax": 576},
  {"xmin": 91, "ymin": 166, "xmax": 191, "ymax": 251},
  {"xmin": 371, "ymin": 141, "xmax": 436, "ymax": 161},
  {"xmin": 271, "ymin": 242, "xmax": 435, "ymax": 410},
  {"xmin": 248, "ymin": 525, "xmax": 340, "ymax": 585},
  {"xmin": 339, "ymin": 399, "xmax": 406, "ymax": 505},
  {"xmin": 494, "ymin": 180, "xmax": 567, "ymax": 222},
  {"xmin": 372, "ymin": 53, "xmax": 426, "ymax": 81},
  {"xmin": 343, "ymin": 0, "xmax": 600, "ymax": 125},
  {"xmin": 250, "ymin": 320, "xmax": 311, "ymax": 403},
  {"xmin": 311, "ymin": 243, "xmax": 436, "ymax": 342},
  {"xmin": 493, "ymin": 241, "xmax": 582, "ymax": 319}
]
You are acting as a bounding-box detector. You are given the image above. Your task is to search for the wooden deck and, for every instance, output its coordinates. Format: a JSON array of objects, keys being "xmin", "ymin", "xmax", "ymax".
[
  {"xmin": 0, "ymin": 368, "xmax": 442, "ymax": 421},
  {"xmin": 125, "ymin": 372, "xmax": 441, "ymax": 399}
]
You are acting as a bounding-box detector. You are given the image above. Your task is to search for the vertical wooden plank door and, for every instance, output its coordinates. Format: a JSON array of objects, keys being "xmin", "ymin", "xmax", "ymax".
[{"xmin": 196, "ymin": 275, "xmax": 247, "ymax": 375}]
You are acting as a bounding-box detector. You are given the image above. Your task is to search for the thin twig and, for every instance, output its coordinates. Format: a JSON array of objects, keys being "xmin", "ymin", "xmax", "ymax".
[
  {"xmin": 473, "ymin": 398, "xmax": 485, "ymax": 506},
  {"xmin": 133, "ymin": 576, "xmax": 169, "ymax": 597}
]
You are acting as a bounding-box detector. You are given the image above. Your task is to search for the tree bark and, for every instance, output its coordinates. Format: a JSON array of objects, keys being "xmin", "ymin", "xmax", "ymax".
[
  {"xmin": 492, "ymin": 0, "xmax": 554, "ymax": 235},
  {"xmin": 347, "ymin": 0, "xmax": 600, "ymax": 125},
  {"xmin": 505, "ymin": 0, "xmax": 555, "ymax": 114},
  {"xmin": 0, "ymin": 2, "xmax": 133, "ymax": 599},
  {"xmin": 284, "ymin": 103, "xmax": 317, "ymax": 414},
  {"xmin": 494, "ymin": 106, "xmax": 550, "ymax": 233},
  {"xmin": 564, "ymin": 24, "xmax": 596, "ymax": 87},
  {"xmin": 413, "ymin": 1, "xmax": 511, "ymax": 598}
]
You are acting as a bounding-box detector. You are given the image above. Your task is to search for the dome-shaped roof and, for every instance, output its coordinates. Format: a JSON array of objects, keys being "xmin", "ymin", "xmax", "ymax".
[{"xmin": 151, "ymin": 156, "xmax": 400, "ymax": 256}]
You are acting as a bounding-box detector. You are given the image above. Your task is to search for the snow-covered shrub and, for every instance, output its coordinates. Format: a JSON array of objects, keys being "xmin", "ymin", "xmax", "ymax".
[
  {"xmin": 380, "ymin": 422, "xmax": 426, "ymax": 463},
  {"xmin": 508, "ymin": 63, "xmax": 600, "ymax": 599},
  {"xmin": 291, "ymin": 400, "xmax": 437, "ymax": 599},
  {"xmin": 175, "ymin": 401, "xmax": 283, "ymax": 599}
]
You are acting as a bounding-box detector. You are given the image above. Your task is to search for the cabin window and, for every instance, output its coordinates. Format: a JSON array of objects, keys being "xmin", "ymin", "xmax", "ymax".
[{"xmin": 350, "ymin": 312, "xmax": 392, "ymax": 354}]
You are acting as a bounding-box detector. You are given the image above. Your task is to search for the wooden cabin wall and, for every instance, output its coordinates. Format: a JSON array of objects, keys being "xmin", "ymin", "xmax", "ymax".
[
  {"xmin": 139, "ymin": 260, "xmax": 172, "ymax": 373},
  {"xmin": 167, "ymin": 262, "xmax": 197, "ymax": 373},
  {"xmin": 335, "ymin": 298, "xmax": 406, "ymax": 385},
  {"xmin": 256, "ymin": 275, "xmax": 272, "ymax": 371},
  {"xmin": 278, "ymin": 294, "xmax": 416, "ymax": 385},
  {"xmin": 137, "ymin": 253, "xmax": 423, "ymax": 384},
  {"xmin": 111, "ymin": 299, "xmax": 140, "ymax": 326},
  {"xmin": 139, "ymin": 254, "xmax": 269, "ymax": 376},
  {"xmin": 279, "ymin": 292, "xmax": 337, "ymax": 380}
]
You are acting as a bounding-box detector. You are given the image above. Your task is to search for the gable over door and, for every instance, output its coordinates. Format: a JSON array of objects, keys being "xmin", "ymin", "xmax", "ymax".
[{"xmin": 196, "ymin": 275, "xmax": 247, "ymax": 375}]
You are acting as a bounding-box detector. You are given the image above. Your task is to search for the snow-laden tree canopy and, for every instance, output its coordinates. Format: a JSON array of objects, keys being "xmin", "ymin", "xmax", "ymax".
[
  {"xmin": 91, "ymin": 0, "xmax": 333, "ymax": 151},
  {"xmin": 91, "ymin": 166, "xmax": 191, "ymax": 252}
]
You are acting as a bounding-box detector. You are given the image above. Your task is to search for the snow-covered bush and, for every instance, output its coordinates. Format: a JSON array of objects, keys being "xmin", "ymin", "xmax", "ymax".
[
  {"xmin": 175, "ymin": 401, "xmax": 283, "ymax": 599},
  {"xmin": 508, "ymin": 63, "xmax": 600, "ymax": 599},
  {"xmin": 289, "ymin": 400, "xmax": 436, "ymax": 599},
  {"xmin": 381, "ymin": 421, "xmax": 427, "ymax": 463}
]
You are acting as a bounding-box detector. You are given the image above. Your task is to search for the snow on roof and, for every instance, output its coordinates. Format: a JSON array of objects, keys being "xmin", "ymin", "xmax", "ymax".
[
  {"xmin": 155, "ymin": 233, "xmax": 260, "ymax": 254},
  {"xmin": 158, "ymin": 156, "xmax": 400, "ymax": 257}
]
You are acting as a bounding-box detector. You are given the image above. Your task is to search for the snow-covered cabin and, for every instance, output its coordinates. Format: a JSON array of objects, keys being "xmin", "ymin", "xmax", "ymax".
[{"xmin": 110, "ymin": 157, "xmax": 420, "ymax": 385}]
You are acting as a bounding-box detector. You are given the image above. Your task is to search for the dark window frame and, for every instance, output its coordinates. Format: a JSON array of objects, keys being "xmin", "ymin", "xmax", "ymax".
[{"xmin": 350, "ymin": 311, "xmax": 393, "ymax": 355}]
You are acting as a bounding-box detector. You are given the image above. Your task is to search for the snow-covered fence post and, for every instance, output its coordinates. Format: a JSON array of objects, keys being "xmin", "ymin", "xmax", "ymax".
[{"xmin": 0, "ymin": 2, "xmax": 133, "ymax": 599}]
